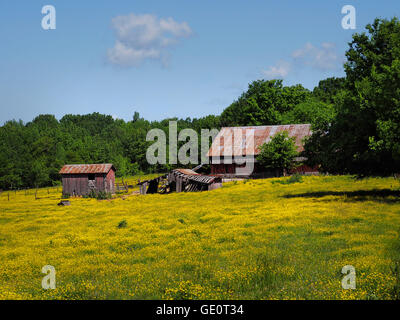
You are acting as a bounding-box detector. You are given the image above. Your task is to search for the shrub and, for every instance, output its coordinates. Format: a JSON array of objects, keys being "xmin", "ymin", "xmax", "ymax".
[
  {"xmin": 287, "ymin": 173, "xmax": 303, "ymax": 183},
  {"xmin": 96, "ymin": 191, "xmax": 112, "ymax": 200},
  {"xmin": 88, "ymin": 190, "xmax": 97, "ymax": 198},
  {"xmin": 61, "ymin": 193, "xmax": 70, "ymax": 199},
  {"xmin": 117, "ymin": 220, "xmax": 127, "ymax": 229},
  {"xmin": 272, "ymin": 173, "xmax": 303, "ymax": 185},
  {"xmin": 85, "ymin": 190, "xmax": 112, "ymax": 200}
]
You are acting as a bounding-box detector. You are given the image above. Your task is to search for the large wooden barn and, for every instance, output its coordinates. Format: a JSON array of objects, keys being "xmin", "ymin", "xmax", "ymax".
[
  {"xmin": 59, "ymin": 164, "xmax": 116, "ymax": 196},
  {"xmin": 206, "ymin": 124, "xmax": 317, "ymax": 177}
]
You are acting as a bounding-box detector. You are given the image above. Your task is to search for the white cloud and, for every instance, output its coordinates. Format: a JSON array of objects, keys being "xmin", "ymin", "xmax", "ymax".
[
  {"xmin": 292, "ymin": 42, "xmax": 339, "ymax": 71},
  {"xmin": 107, "ymin": 13, "xmax": 193, "ymax": 67},
  {"xmin": 262, "ymin": 60, "xmax": 291, "ymax": 79},
  {"xmin": 262, "ymin": 42, "xmax": 341, "ymax": 79}
]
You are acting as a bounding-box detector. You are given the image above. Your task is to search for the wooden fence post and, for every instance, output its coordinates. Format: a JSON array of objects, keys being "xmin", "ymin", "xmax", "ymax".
[{"xmin": 122, "ymin": 178, "xmax": 128, "ymax": 192}]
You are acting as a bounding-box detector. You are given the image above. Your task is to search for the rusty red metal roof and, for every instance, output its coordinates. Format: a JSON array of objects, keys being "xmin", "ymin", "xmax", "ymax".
[
  {"xmin": 174, "ymin": 168, "xmax": 199, "ymax": 175},
  {"xmin": 207, "ymin": 124, "xmax": 312, "ymax": 157},
  {"xmin": 59, "ymin": 164, "xmax": 115, "ymax": 174}
]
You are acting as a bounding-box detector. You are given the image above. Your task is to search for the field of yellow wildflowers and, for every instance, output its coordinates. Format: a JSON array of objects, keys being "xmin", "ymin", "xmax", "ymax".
[{"xmin": 0, "ymin": 175, "xmax": 399, "ymax": 300}]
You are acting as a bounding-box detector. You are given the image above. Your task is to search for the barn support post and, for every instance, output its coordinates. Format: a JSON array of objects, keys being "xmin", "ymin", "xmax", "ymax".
[
  {"xmin": 176, "ymin": 177, "xmax": 182, "ymax": 193},
  {"xmin": 141, "ymin": 182, "xmax": 149, "ymax": 195},
  {"xmin": 139, "ymin": 183, "xmax": 144, "ymax": 195}
]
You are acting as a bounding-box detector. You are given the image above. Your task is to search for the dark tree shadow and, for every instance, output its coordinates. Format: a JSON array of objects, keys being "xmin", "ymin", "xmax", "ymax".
[{"xmin": 282, "ymin": 189, "xmax": 400, "ymax": 203}]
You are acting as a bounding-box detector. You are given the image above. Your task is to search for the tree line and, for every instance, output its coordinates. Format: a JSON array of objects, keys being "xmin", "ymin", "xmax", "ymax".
[{"xmin": 0, "ymin": 17, "xmax": 398, "ymax": 189}]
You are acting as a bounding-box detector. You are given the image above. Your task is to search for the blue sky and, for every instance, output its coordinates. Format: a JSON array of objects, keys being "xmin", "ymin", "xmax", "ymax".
[{"xmin": 0, "ymin": 0, "xmax": 398, "ymax": 124}]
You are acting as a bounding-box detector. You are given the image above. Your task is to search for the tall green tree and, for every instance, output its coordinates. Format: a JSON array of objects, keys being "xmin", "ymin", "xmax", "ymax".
[
  {"xmin": 220, "ymin": 80, "xmax": 311, "ymax": 126},
  {"xmin": 256, "ymin": 131, "xmax": 299, "ymax": 176},
  {"xmin": 305, "ymin": 17, "xmax": 400, "ymax": 175},
  {"xmin": 312, "ymin": 77, "xmax": 346, "ymax": 104},
  {"xmin": 282, "ymin": 98, "xmax": 336, "ymax": 129}
]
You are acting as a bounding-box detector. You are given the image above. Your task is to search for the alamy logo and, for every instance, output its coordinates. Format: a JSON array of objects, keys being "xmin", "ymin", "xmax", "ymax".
[
  {"xmin": 341, "ymin": 265, "xmax": 356, "ymax": 289},
  {"xmin": 341, "ymin": 5, "xmax": 356, "ymax": 30},
  {"xmin": 41, "ymin": 5, "xmax": 56, "ymax": 30},
  {"xmin": 145, "ymin": 121, "xmax": 255, "ymax": 175},
  {"xmin": 41, "ymin": 265, "xmax": 56, "ymax": 289}
]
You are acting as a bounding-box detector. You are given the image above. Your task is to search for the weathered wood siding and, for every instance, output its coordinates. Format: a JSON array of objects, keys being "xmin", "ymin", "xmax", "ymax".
[
  {"xmin": 61, "ymin": 169, "xmax": 116, "ymax": 196},
  {"xmin": 106, "ymin": 169, "xmax": 115, "ymax": 193},
  {"xmin": 62, "ymin": 174, "xmax": 88, "ymax": 196}
]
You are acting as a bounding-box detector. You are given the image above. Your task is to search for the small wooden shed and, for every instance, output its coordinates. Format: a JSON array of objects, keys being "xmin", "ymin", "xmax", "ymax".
[{"xmin": 59, "ymin": 164, "xmax": 116, "ymax": 196}]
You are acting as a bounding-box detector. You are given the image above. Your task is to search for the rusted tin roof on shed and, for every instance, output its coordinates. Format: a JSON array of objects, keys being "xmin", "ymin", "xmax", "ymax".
[
  {"xmin": 59, "ymin": 164, "xmax": 115, "ymax": 175},
  {"xmin": 207, "ymin": 124, "xmax": 311, "ymax": 157},
  {"xmin": 172, "ymin": 169, "xmax": 220, "ymax": 184},
  {"xmin": 174, "ymin": 168, "xmax": 199, "ymax": 175}
]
